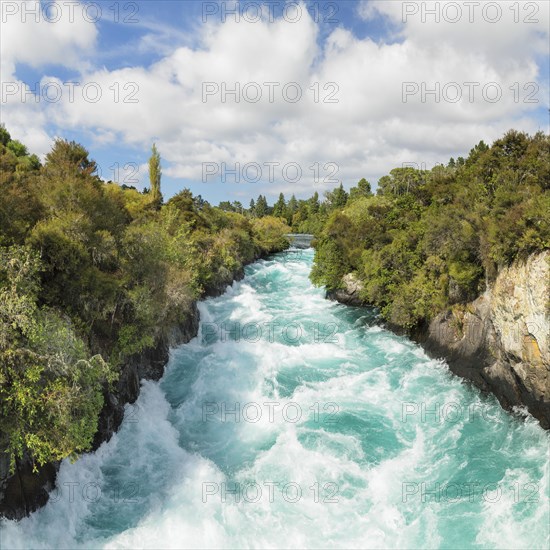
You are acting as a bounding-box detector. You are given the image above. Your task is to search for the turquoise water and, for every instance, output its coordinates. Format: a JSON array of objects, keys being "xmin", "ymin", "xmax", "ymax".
[{"xmin": 1, "ymin": 249, "xmax": 549, "ymax": 549}]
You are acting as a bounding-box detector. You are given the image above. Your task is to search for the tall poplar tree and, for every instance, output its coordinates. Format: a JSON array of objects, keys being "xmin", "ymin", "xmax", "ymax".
[{"xmin": 149, "ymin": 143, "xmax": 163, "ymax": 207}]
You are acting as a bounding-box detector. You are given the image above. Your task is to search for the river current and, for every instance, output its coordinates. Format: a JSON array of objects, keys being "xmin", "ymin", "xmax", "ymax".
[{"xmin": 1, "ymin": 249, "xmax": 548, "ymax": 549}]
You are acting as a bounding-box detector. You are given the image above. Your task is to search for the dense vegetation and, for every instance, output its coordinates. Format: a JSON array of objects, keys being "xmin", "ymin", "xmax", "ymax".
[
  {"xmin": 309, "ymin": 130, "xmax": 549, "ymax": 329},
  {"xmin": 0, "ymin": 127, "xmax": 289, "ymax": 472},
  {"xmin": 218, "ymin": 180, "xmax": 362, "ymax": 234}
]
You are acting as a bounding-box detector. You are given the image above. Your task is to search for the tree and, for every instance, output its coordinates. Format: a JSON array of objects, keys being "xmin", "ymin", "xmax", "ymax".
[
  {"xmin": 466, "ymin": 140, "xmax": 489, "ymax": 165},
  {"xmin": 376, "ymin": 168, "xmax": 424, "ymax": 197},
  {"xmin": 255, "ymin": 195, "xmax": 269, "ymax": 217},
  {"xmin": 309, "ymin": 191, "xmax": 320, "ymax": 214},
  {"xmin": 22, "ymin": 154, "xmax": 41, "ymax": 171},
  {"xmin": 286, "ymin": 194, "xmax": 298, "ymax": 223},
  {"xmin": 250, "ymin": 217, "xmax": 291, "ymax": 253},
  {"xmin": 168, "ymin": 188, "xmax": 194, "ymax": 213},
  {"xmin": 349, "ymin": 178, "xmax": 372, "ymax": 202},
  {"xmin": 7, "ymin": 140, "xmax": 28, "ymax": 158},
  {"xmin": 273, "ymin": 193, "xmax": 286, "ymax": 217},
  {"xmin": 325, "ymin": 183, "xmax": 348, "ymax": 209},
  {"xmin": 0, "ymin": 245, "xmax": 116, "ymax": 471},
  {"xmin": 311, "ymin": 131, "xmax": 550, "ymax": 332},
  {"xmin": 194, "ymin": 195, "xmax": 207, "ymax": 209},
  {"xmin": 249, "ymin": 199, "xmax": 256, "ymax": 216},
  {"xmin": 0, "ymin": 127, "xmax": 297, "ymax": 479},
  {"xmin": 292, "ymin": 201, "xmax": 309, "ymax": 228},
  {"xmin": 0, "ymin": 124, "xmax": 11, "ymax": 146},
  {"xmin": 148, "ymin": 143, "xmax": 163, "ymax": 207},
  {"xmin": 44, "ymin": 139, "xmax": 97, "ymax": 177}
]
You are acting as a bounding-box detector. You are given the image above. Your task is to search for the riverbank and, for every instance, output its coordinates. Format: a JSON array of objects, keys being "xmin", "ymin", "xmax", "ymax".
[
  {"xmin": 327, "ymin": 251, "xmax": 550, "ymax": 429},
  {"xmin": 0, "ymin": 248, "xmax": 281, "ymax": 520}
]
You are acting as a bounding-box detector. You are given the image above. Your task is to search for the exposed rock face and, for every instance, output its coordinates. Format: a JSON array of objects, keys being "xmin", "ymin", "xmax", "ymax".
[
  {"xmin": 326, "ymin": 273, "xmax": 365, "ymax": 306},
  {"xmin": 92, "ymin": 302, "xmax": 201, "ymax": 451},
  {"xmin": 418, "ymin": 251, "xmax": 549, "ymax": 428},
  {"xmin": 0, "ymin": 453, "xmax": 57, "ymax": 520},
  {"xmin": 331, "ymin": 252, "xmax": 550, "ymax": 428},
  {"xmin": 491, "ymin": 252, "xmax": 549, "ymax": 392},
  {"xmin": 203, "ymin": 267, "xmax": 245, "ymax": 299}
]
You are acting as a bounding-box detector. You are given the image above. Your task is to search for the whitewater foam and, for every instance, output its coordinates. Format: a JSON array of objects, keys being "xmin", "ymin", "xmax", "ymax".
[{"xmin": 1, "ymin": 249, "xmax": 548, "ymax": 550}]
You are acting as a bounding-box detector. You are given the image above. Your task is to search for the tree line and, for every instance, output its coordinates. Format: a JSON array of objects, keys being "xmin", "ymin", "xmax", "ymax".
[
  {"xmin": 309, "ymin": 130, "xmax": 550, "ymax": 329},
  {"xmin": 218, "ymin": 178, "xmax": 372, "ymax": 234}
]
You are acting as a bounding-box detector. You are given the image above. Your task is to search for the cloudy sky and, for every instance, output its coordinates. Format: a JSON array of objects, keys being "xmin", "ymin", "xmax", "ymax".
[{"xmin": 1, "ymin": 0, "xmax": 548, "ymax": 204}]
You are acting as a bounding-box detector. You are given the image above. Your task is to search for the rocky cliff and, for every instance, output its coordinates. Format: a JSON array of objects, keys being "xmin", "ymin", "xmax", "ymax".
[
  {"xmin": 326, "ymin": 273, "xmax": 365, "ymax": 306},
  {"xmin": 328, "ymin": 251, "xmax": 550, "ymax": 428}
]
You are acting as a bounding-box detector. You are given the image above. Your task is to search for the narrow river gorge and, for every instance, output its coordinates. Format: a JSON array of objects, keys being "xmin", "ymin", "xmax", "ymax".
[{"xmin": 2, "ymin": 249, "xmax": 548, "ymax": 549}]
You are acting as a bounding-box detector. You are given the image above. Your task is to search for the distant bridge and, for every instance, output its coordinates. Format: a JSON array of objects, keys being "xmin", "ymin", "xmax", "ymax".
[{"xmin": 285, "ymin": 234, "xmax": 314, "ymax": 249}]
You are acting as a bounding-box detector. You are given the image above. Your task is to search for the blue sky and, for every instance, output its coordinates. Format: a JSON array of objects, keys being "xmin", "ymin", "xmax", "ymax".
[{"xmin": 2, "ymin": 0, "xmax": 549, "ymax": 205}]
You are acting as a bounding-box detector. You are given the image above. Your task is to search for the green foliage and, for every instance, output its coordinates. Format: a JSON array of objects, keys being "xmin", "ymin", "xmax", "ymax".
[
  {"xmin": 309, "ymin": 192, "xmax": 320, "ymax": 214},
  {"xmin": 148, "ymin": 143, "xmax": 163, "ymax": 207},
  {"xmin": 250, "ymin": 216, "xmax": 291, "ymax": 253},
  {"xmin": 377, "ymin": 167, "xmax": 427, "ymax": 199},
  {"xmin": 325, "ymin": 183, "xmax": 348, "ymax": 209},
  {"xmin": 7, "ymin": 140, "xmax": 28, "ymax": 157},
  {"xmin": 0, "ymin": 130, "xmax": 291, "ymax": 472},
  {"xmin": 311, "ymin": 130, "xmax": 550, "ymax": 330},
  {"xmin": 0, "ymin": 124, "xmax": 11, "ymax": 146},
  {"xmin": 0, "ymin": 139, "xmax": 43, "ymax": 245},
  {"xmin": 0, "ymin": 246, "xmax": 116, "ymax": 471},
  {"xmin": 272, "ymin": 193, "xmax": 286, "ymax": 218},
  {"xmin": 254, "ymin": 195, "xmax": 269, "ymax": 217},
  {"xmin": 45, "ymin": 139, "xmax": 97, "ymax": 178},
  {"xmin": 0, "ymin": 246, "xmax": 43, "ymax": 348},
  {"xmin": 348, "ymin": 178, "xmax": 372, "ymax": 202},
  {"xmin": 310, "ymin": 238, "xmax": 347, "ymax": 290}
]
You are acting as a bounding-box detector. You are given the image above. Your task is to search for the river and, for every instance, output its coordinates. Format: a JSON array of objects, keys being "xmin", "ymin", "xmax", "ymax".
[{"xmin": 1, "ymin": 249, "xmax": 548, "ymax": 549}]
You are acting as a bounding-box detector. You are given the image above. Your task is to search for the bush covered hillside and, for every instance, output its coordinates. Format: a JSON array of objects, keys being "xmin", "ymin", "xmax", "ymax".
[
  {"xmin": 0, "ymin": 127, "xmax": 289, "ymax": 472},
  {"xmin": 310, "ymin": 130, "xmax": 550, "ymax": 329}
]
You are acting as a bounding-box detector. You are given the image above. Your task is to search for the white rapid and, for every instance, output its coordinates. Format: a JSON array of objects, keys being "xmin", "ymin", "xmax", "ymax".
[{"xmin": 1, "ymin": 250, "xmax": 548, "ymax": 549}]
